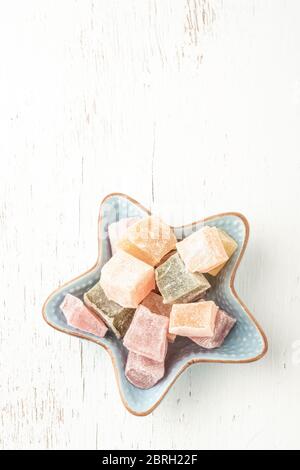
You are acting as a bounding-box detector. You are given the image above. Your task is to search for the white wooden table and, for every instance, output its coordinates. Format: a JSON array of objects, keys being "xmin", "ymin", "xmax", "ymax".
[{"xmin": 1, "ymin": 0, "xmax": 300, "ymax": 450}]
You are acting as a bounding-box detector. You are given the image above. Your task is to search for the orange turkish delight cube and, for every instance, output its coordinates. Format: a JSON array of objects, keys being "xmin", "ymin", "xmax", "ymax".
[
  {"xmin": 169, "ymin": 301, "xmax": 218, "ymax": 337},
  {"xmin": 117, "ymin": 216, "xmax": 177, "ymax": 266},
  {"xmin": 100, "ymin": 250, "xmax": 155, "ymax": 308}
]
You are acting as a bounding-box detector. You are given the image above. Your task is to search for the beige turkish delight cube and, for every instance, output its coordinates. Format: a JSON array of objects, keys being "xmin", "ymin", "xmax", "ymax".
[
  {"xmin": 176, "ymin": 226, "xmax": 229, "ymax": 273},
  {"xmin": 208, "ymin": 230, "xmax": 238, "ymax": 276}
]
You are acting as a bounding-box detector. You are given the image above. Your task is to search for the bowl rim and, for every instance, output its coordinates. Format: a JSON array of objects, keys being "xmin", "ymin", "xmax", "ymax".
[{"xmin": 42, "ymin": 192, "xmax": 268, "ymax": 416}]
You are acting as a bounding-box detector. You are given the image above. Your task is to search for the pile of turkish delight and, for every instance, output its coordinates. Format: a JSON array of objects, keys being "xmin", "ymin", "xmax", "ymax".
[{"xmin": 60, "ymin": 216, "xmax": 238, "ymax": 389}]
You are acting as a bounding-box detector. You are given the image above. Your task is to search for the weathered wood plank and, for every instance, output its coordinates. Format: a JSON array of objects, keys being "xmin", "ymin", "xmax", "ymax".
[{"xmin": 1, "ymin": 0, "xmax": 300, "ymax": 450}]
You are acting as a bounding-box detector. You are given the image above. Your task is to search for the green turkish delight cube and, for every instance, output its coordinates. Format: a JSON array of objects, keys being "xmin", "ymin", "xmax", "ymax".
[
  {"xmin": 155, "ymin": 253, "xmax": 210, "ymax": 304},
  {"xmin": 84, "ymin": 282, "xmax": 135, "ymax": 338}
]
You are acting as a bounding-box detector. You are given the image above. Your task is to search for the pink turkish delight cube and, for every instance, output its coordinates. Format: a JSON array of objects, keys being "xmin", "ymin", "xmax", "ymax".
[
  {"xmin": 123, "ymin": 305, "xmax": 169, "ymax": 362},
  {"xmin": 190, "ymin": 309, "xmax": 236, "ymax": 349},
  {"xmin": 60, "ymin": 294, "xmax": 108, "ymax": 337},
  {"xmin": 125, "ymin": 351, "xmax": 165, "ymax": 389},
  {"xmin": 142, "ymin": 291, "xmax": 176, "ymax": 343}
]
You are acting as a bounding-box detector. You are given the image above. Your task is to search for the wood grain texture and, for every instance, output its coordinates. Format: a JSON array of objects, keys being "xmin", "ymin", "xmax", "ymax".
[{"xmin": 1, "ymin": 0, "xmax": 300, "ymax": 450}]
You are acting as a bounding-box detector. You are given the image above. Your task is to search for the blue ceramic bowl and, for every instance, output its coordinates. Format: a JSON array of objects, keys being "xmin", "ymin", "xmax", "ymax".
[{"xmin": 43, "ymin": 193, "xmax": 268, "ymax": 416}]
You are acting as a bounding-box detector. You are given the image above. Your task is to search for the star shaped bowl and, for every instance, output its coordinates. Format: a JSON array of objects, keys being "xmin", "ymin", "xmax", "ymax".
[{"xmin": 43, "ymin": 193, "xmax": 268, "ymax": 416}]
